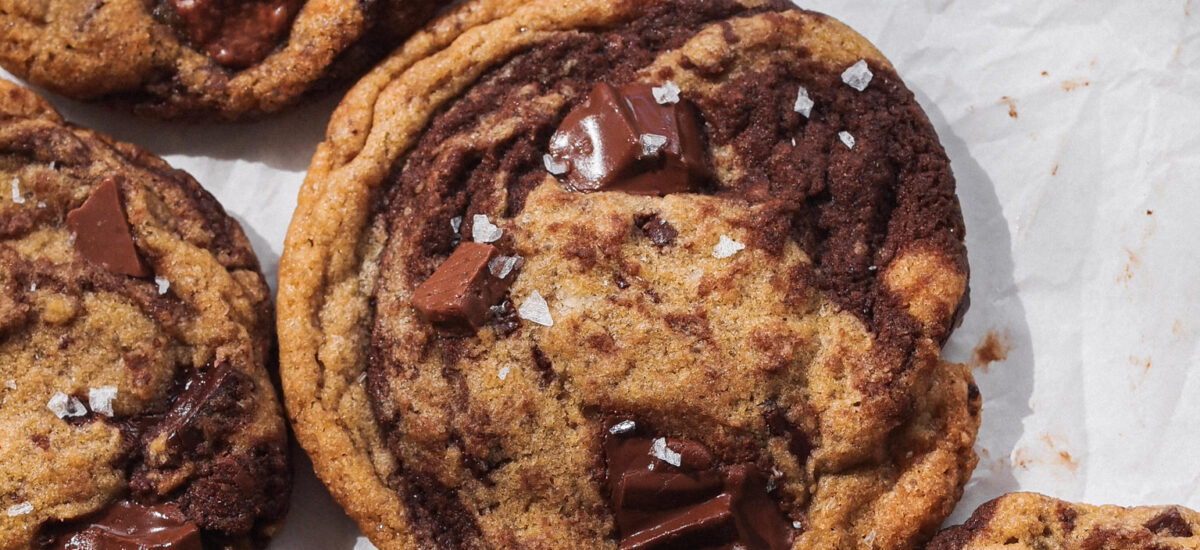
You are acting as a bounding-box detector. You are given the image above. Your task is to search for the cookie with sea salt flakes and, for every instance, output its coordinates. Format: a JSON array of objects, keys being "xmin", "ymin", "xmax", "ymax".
[
  {"xmin": 0, "ymin": 79, "xmax": 288, "ymax": 548},
  {"xmin": 278, "ymin": 0, "xmax": 979, "ymax": 548},
  {"xmin": 0, "ymin": 0, "xmax": 453, "ymax": 119},
  {"xmin": 927, "ymin": 493, "xmax": 1200, "ymax": 550}
]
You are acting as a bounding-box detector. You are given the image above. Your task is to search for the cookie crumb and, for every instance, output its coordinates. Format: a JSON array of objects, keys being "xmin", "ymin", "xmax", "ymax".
[
  {"xmin": 518, "ymin": 291, "xmax": 553, "ymax": 327},
  {"xmin": 651, "ymin": 437, "xmax": 681, "ymax": 467},
  {"xmin": 155, "ymin": 276, "xmax": 170, "ymax": 295},
  {"xmin": 47, "ymin": 391, "xmax": 87, "ymax": 418},
  {"xmin": 838, "ymin": 131, "xmax": 856, "ymax": 149},
  {"xmin": 842, "ymin": 60, "xmax": 873, "ymax": 91},
  {"xmin": 88, "ymin": 386, "xmax": 118, "ymax": 416},
  {"xmin": 609, "ymin": 420, "xmax": 636, "ymax": 435},
  {"xmin": 472, "ymin": 215, "xmax": 503, "ymax": 243},
  {"xmin": 497, "ymin": 367, "xmax": 510, "ymax": 380},
  {"xmin": 543, "ymin": 154, "xmax": 568, "ymax": 175},
  {"xmin": 640, "ymin": 133, "xmax": 668, "ymax": 156},
  {"xmin": 6, "ymin": 502, "xmax": 33, "ymax": 517},
  {"xmin": 794, "ymin": 86, "xmax": 814, "ymax": 117},
  {"xmin": 652, "ymin": 81, "xmax": 681, "ymax": 104},
  {"xmin": 713, "ymin": 235, "xmax": 745, "ymax": 258},
  {"xmin": 11, "ymin": 177, "xmax": 24, "ymax": 204}
]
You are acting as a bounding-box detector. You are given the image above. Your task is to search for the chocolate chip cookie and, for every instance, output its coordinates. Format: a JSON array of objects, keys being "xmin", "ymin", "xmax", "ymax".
[
  {"xmin": 0, "ymin": 0, "xmax": 454, "ymax": 119},
  {"xmin": 0, "ymin": 79, "xmax": 288, "ymax": 548},
  {"xmin": 927, "ymin": 493, "xmax": 1200, "ymax": 550},
  {"xmin": 278, "ymin": 1, "xmax": 979, "ymax": 548}
]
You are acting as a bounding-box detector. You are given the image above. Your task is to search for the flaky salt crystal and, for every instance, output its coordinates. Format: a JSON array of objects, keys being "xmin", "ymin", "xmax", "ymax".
[
  {"xmin": 652, "ymin": 81, "xmax": 681, "ymax": 104},
  {"xmin": 6, "ymin": 502, "xmax": 33, "ymax": 517},
  {"xmin": 650, "ymin": 437, "xmax": 681, "ymax": 467},
  {"xmin": 793, "ymin": 86, "xmax": 814, "ymax": 118},
  {"xmin": 450, "ymin": 216, "xmax": 462, "ymax": 234},
  {"xmin": 792, "ymin": 521, "xmax": 803, "ymax": 529},
  {"xmin": 713, "ymin": 235, "xmax": 745, "ymax": 259},
  {"xmin": 543, "ymin": 154, "xmax": 568, "ymax": 175},
  {"xmin": 609, "ymin": 420, "xmax": 636, "ymax": 435},
  {"xmin": 488, "ymin": 255, "xmax": 523, "ymax": 280},
  {"xmin": 517, "ymin": 291, "xmax": 553, "ymax": 327},
  {"xmin": 155, "ymin": 276, "xmax": 170, "ymax": 295},
  {"xmin": 47, "ymin": 391, "xmax": 86, "ymax": 418},
  {"xmin": 841, "ymin": 60, "xmax": 873, "ymax": 91},
  {"xmin": 11, "ymin": 177, "xmax": 24, "ymax": 204},
  {"xmin": 497, "ymin": 367, "xmax": 510, "ymax": 381},
  {"xmin": 839, "ymin": 131, "xmax": 856, "ymax": 149},
  {"xmin": 640, "ymin": 134, "xmax": 668, "ymax": 157},
  {"xmin": 4, "ymin": 380, "xmax": 15, "ymax": 390},
  {"xmin": 88, "ymin": 386, "xmax": 118, "ymax": 416},
  {"xmin": 29, "ymin": 282, "xmax": 36, "ymax": 292},
  {"xmin": 472, "ymin": 214, "xmax": 503, "ymax": 243}
]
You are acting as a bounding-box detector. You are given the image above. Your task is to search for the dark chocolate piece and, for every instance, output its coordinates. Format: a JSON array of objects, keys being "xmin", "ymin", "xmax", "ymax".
[
  {"xmin": 412, "ymin": 242, "xmax": 518, "ymax": 333},
  {"xmin": 163, "ymin": 0, "xmax": 303, "ymax": 69},
  {"xmin": 1144, "ymin": 508, "xmax": 1193, "ymax": 537},
  {"xmin": 636, "ymin": 214, "xmax": 679, "ymax": 247},
  {"xmin": 547, "ymin": 82, "xmax": 708, "ymax": 195},
  {"xmin": 48, "ymin": 501, "xmax": 202, "ymax": 550},
  {"xmin": 65, "ymin": 177, "xmax": 150, "ymax": 278},
  {"xmin": 604, "ymin": 433, "xmax": 793, "ymax": 550}
]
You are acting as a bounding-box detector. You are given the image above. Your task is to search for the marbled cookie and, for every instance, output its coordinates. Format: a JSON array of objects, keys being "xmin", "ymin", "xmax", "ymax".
[
  {"xmin": 0, "ymin": 79, "xmax": 288, "ymax": 548},
  {"xmin": 0, "ymin": 0, "xmax": 459, "ymax": 119},
  {"xmin": 279, "ymin": 0, "xmax": 979, "ymax": 548},
  {"xmin": 928, "ymin": 493, "xmax": 1200, "ymax": 550}
]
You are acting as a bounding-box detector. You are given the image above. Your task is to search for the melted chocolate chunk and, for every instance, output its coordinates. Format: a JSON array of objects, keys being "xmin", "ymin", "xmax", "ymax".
[
  {"xmin": 604, "ymin": 432, "xmax": 793, "ymax": 550},
  {"xmin": 162, "ymin": 0, "xmax": 303, "ymax": 69},
  {"xmin": 65, "ymin": 177, "xmax": 150, "ymax": 278},
  {"xmin": 46, "ymin": 501, "xmax": 202, "ymax": 550},
  {"xmin": 1144, "ymin": 508, "xmax": 1194, "ymax": 537},
  {"xmin": 548, "ymin": 83, "xmax": 708, "ymax": 195},
  {"xmin": 412, "ymin": 242, "xmax": 518, "ymax": 334}
]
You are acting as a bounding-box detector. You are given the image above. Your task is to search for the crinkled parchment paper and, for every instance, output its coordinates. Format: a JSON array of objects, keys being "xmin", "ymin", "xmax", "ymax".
[{"xmin": 3, "ymin": 0, "xmax": 1197, "ymax": 546}]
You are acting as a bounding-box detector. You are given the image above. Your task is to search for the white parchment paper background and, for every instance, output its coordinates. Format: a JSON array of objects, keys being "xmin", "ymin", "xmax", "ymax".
[{"xmin": 3, "ymin": 0, "xmax": 1198, "ymax": 546}]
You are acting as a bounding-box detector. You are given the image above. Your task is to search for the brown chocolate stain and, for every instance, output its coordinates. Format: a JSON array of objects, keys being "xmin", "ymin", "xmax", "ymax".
[
  {"xmin": 1013, "ymin": 435, "xmax": 1079, "ymax": 473},
  {"xmin": 1146, "ymin": 209, "xmax": 1154, "ymax": 216},
  {"xmin": 1042, "ymin": 434, "xmax": 1079, "ymax": 473},
  {"xmin": 1041, "ymin": 70, "xmax": 1049, "ymax": 77},
  {"xmin": 1130, "ymin": 356, "xmax": 1152, "ymax": 375},
  {"xmin": 1061, "ymin": 79, "xmax": 1091, "ymax": 92},
  {"xmin": 1172, "ymin": 319, "xmax": 1184, "ymax": 335},
  {"xmin": 970, "ymin": 331, "xmax": 1011, "ymax": 372},
  {"xmin": 1118, "ymin": 247, "xmax": 1139, "ymax": 283},
  {"xmin": 1051, "ymin": 164, "xmax": 1059, "ymax": 176},
  {"xmin": 1000, "ymin": 96, "xmax": 1019, "ymax": 119},
  {"xmin": 1187, "ymin": 0, "xmax": 1192, "ymax": 17}
]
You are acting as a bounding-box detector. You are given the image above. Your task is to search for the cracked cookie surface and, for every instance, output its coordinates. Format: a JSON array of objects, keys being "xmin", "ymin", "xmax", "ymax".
[
  {"xmin": 279, "ymin": 1, "xmax": 979, "ymax": 548},
  {"xmin": 0, "ymin": 79, "xmax": 288, "ymax": 549}
]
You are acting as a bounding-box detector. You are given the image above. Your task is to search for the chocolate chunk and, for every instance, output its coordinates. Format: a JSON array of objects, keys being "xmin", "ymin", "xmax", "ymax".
[
  {"xmin": 1144, "ymin": 508, "xmax": 1193, "ymax": 537},
  {"xmin": 412, "ymin": 242, "xmax": 518, "ymax": 334},
  {"xmin": 66, "ymin": 177, "xmax": 150, "ymax": 278},
  {"xmin": 150, "ymin": 362, "xmax": 249, "ymax": 467},
  {"xmin": 48, "ymin": 501, "xmax": 202, "ymax": 550},
  {"xmin": 162, "ymin": 0, "xmax": 303, "ymax": 69},
  {"xmin": 547, "ymin": 82, "xmax": 708, "ymax": 195},
  {"xmin": 604, "ymin": 432, "xmax": 794, "ymax": 550},
  {"xmin": 636, "ymin": 214, "xmax": 678, "ymax": 247}
]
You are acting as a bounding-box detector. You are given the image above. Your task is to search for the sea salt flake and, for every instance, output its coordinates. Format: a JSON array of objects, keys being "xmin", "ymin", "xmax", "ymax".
[
  {"xmin": 47, "ymin": 391, "xmax": 86, "ymax": 418},
  {"xmin": 713, "ymin": 235, "xmax": 745, "ymax": 259},
  {"xmin": 450, "ymin": 216, "xmax": 463, "ymax": 234},
  {"xmin": 841, "ymin": 60, "xmax": 873, "ymax": 91},
  {"xmin": 472, "ymin": 214, "xmax": 503, "ymax": 243},
  {"xmin": 517, "ymin": 291, "xmax": 553, "ymax": 327},
  {"xmin": 29, "ymin": 282, "xmax": 37, "ymax": 292},
  {"xmin": 88, "ymin": 386, "xmax": 118, "ymax": 416},
  {"xmin": 640, "ymin": 134, "xmax": 668, "ymax": 157},
  {"xmin": 792, "ymin": 521, "xmax": 803, "ymax": 529},
  {"xmin": 838, "ymin": 131, "xmax": 856, "ymax": 149},
  {"xmin": 793, "ymin": 86, "xmax": 814, "ymax": 117},
  {"xmin": 609, "ymin": 420, "xmax": 636, "ymax": 435},
  {"xmin": 4, "ymin": 380, "xmax": 15, "ymax": 390},
  {"xmin": 497, "ymin": 367, "xmax": 510, "ymax": 381},
  {"xmin": 49, "ymin": 161, "xmax": 57, "ymax": 171},
  {"xmin": 488, "ymin": 255, "xmax": 523, "ymax": 280},
  {"xmin": 651, "ymin": 438, "xmax": 682, "ymax": 467},
  {"xmin": 652, "ymin": 81, "xmax": 680, "ymax": 104},
  {"xmin": 6, "ymin": 502, "xmax": 33, "ymax": 517},
  {"xmin": 11, "ymin": 177, "xmax": 25, "ymax": 204},
  {"xmin": 543, "ymin": 154, "xmax": 568, "ymax": 175},
  {"xmin": 155, "ymin": 276, "xmax": 170, "ymax": 295}
]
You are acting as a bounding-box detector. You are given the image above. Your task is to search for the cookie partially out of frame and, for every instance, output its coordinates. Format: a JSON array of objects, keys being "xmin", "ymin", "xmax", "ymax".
[
  {"xmin": 927, "ymin": 493, "xmax": 1200, "ymax": 550},
  {"xmin": 0, "ymin": 79, "xmax": 288, "ymax": 548},
  {"xmin": 279, "ymin": 0, "xmax": 979, "ymax": 548},
  {"xmin": 0, "ymin": 0, "xmax": 447, "ymax": 119}
]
